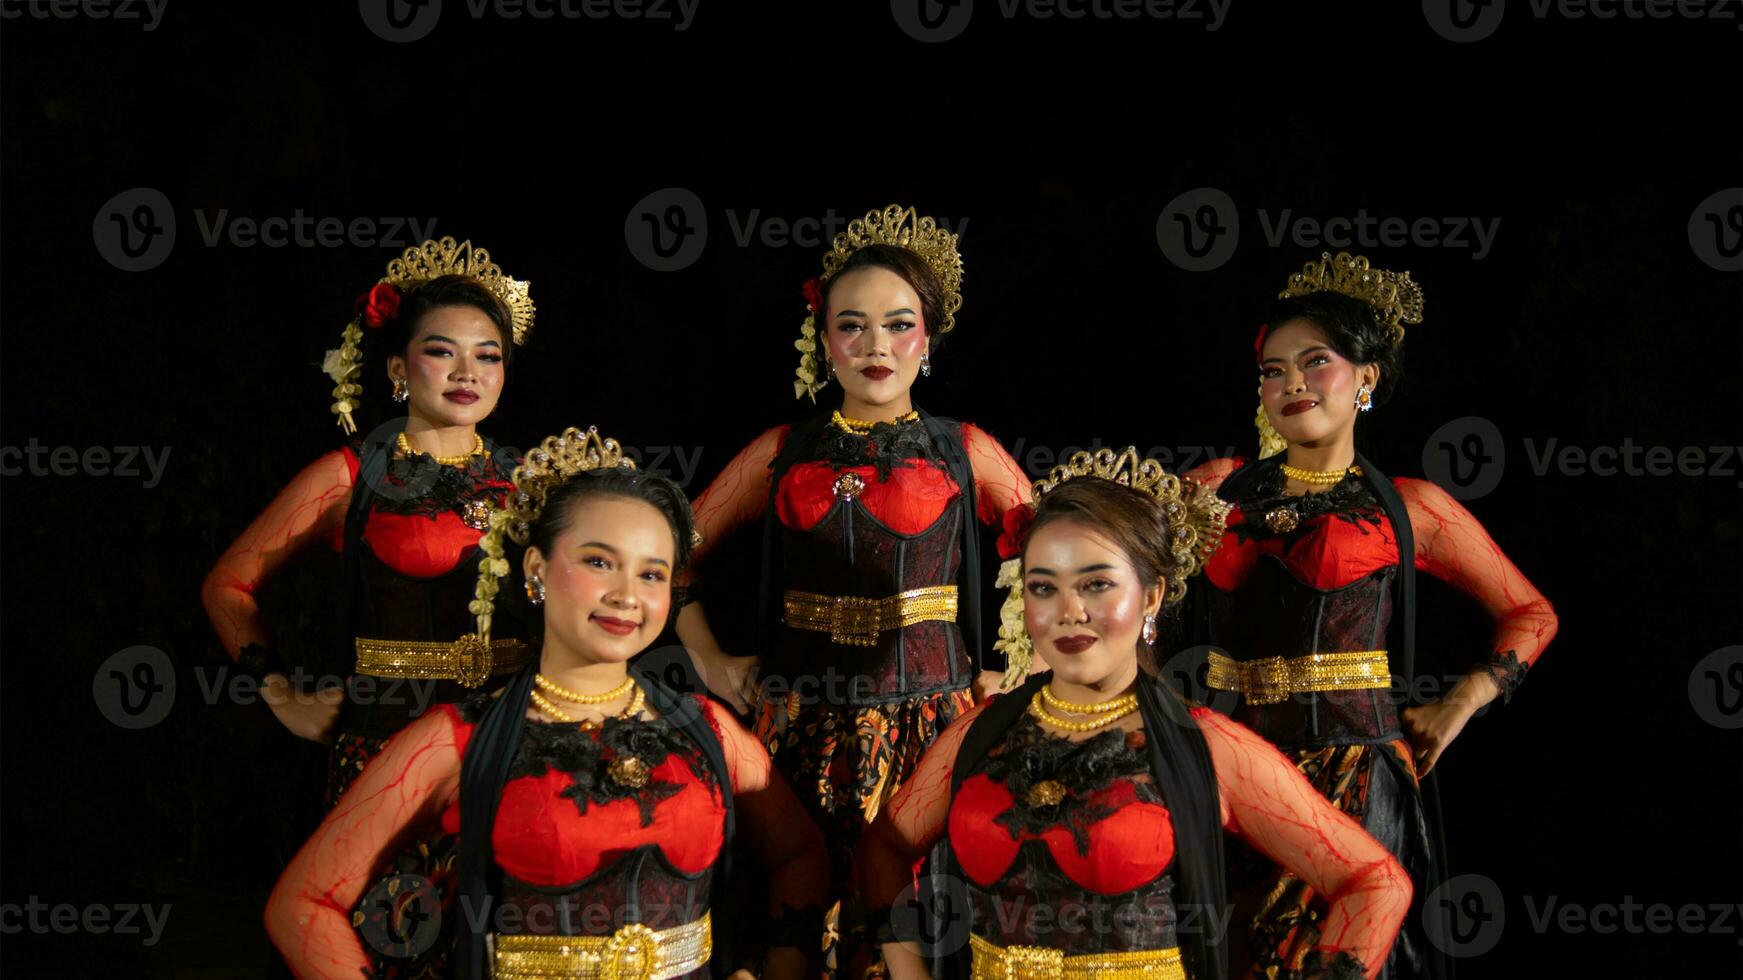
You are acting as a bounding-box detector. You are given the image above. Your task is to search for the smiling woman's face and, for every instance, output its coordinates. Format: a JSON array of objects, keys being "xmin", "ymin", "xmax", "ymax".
[
  {"xmin": 1022, "ymin": 518, "xmax": 1163, "ymax": 689},
  {"xmin": 524, "ymin": 494, "xmax": 675, "ymax": 666},
  {"xmin": 1258, "ymin": 318, "xmax": 1378, "ymax": 448}
]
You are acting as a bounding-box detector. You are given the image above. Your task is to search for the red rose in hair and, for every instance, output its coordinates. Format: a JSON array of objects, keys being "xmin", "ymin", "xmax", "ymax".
[
  {"xmin": 996, "ymin": 504, "xmax": 1037, "ymax": 561},
  {"xmin": 802, "ymin": 277, "xmax": 826, "ymax": 315},
  {"xmin": 356, "ymin": 282, "xmax": 403, "ymax": 328},
  {"xmin": 1253, "ymin": 323, "xmax": 1269, "ymax": 364}
]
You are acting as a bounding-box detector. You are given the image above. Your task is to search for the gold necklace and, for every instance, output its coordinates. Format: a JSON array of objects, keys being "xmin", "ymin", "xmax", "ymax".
[
  {"xmin": 1038, "ymin": 683, "xmax": 1137, "ymax": 714},
  {"xmin": 830, "ymin": 409, "xmax": 919, "ymax": 436},
  {"xmin": 1279, "ymin": 461, "xmax": 1363, "ymax": 486},
  {"xmin": 1028, "ymin": 690, "xmax": 1138, "ymax": 732},
  {"xmin": 530, "ymin": 683, "xmax": 645, "ymax": 729},
  {"xmin": 396, "ymin": 431, "xmax": 484, "ymax": 467},
  {"xmin": 535, "ymin": 673, "xmax": 636, "ymax": 705}
]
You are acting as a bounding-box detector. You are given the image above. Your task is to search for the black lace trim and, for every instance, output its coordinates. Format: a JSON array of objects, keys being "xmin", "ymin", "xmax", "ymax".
[
  {"xmin": 1293, "ymin": 949, "xmax": 1368, "ymax": 980},
  {"xmin": 976, "ymin": 714, "xmax": 1160, "ymax": 856},
  {"xmin": 808, "ymin": 416, "xmax": 941, "ymax": 481},
  {"xmin": 455, "ymin": 691, "xmax": 716, "ymax": 827},
  {"xmin": 361, "ymin": 441, "xmax": 514, "ymax": 522},
  {"xmin": 1481, "ymin": 648, "xmax": 1528, "ymax": 704},
  {"xmin": 1230, "ymin": 466, "xmax": 1384, "ymax": 543}
]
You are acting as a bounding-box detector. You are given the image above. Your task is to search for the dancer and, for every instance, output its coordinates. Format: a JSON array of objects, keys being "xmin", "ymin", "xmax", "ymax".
[
  {"xmin": 203, "ymin": 237, "xmax": 536, "ymax": 975},
  {"xmin": 1184, "ymin": 253, "xmax": 1559, "ymax": 978},
  {"xmin": 675, "ymin": 205, "xmax": 1033, "ymax": 973},
  {"xmin": 266, "ymin": 427, "xmax": 828, "ymax": 979},
  {"xmin": 860, "ymin": 448, "xmax": 1412, "ymax": 980}
]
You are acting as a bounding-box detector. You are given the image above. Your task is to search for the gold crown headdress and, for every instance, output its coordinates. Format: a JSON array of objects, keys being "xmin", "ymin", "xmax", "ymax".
[
  {"xmin": 992, "ymin": 447, "xmax": 1231, "ymax": 689},
  {"xmin": 793, "ymin": 204, "xmax": 965, "ymax": 401},
  {"xmin": 1254, "ymin": 252, "xmax": 1425, "ymax": 458},
  {"xmin": 325, "ymin": 237, "xmax": 537, "ymax": 434}
]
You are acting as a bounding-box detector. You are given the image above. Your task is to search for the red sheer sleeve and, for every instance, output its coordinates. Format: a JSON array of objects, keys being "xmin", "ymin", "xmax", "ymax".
[
  {"xmin": 683, "ymin": 425, "xmax": 788, "ymax": 582},
  {"xmin": 962, "ymin": 423, "xmax": 1033, "ymax": 527},
  {"xmin": 697, "ymin": 698, "xmax": 828, "ymax": 918},
  {"xmin": 858, "ymin": 698, "xmax": 995, "ymax": 909},
  {"xmin": 201, "ymin": 449, "xmax": 354, "ymax": 661},
  {"xmin": 264, "ymin": 707, "xmax": 463, "ymax": 978},
  {"xmin": 1183, "ymin": 455, "xmax": 1243, "ymax": 492},
  {"xmin": 1195, "ymin": 707, "xmax": 1410, "ymax": 978},
  {"xmin": 1398, "ymin": 478, "xmax": 1559, "ymax": 678}
]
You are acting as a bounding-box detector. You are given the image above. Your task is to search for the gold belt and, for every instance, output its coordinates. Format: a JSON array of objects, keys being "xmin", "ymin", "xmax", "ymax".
[
  {"xmin": 1205, "ymin": 649, "xmax": 1392, "ymax": 705},
  {"xmin": 491, "ymin": 913, "xmax": 710, "ymax": 980},
  {"xmin": 353, "ymin": 636, "xmax": 529, "ymax": 688},
  {"xmin": 781, "ymin": 585, "xmax": 958, "ymax": 647},
  {"xmin": 969, "ymin": 933, "xmax": 1185, "ymax": 979}
]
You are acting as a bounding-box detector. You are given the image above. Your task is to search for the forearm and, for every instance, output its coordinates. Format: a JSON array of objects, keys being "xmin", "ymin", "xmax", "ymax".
[
  {"xmin": 264, "ymin": 874, "xmax": 372, "ymax": 979},
  {"xmin": 1314, "ymin": 855, "xmax": 1413, "ymax": 978}
]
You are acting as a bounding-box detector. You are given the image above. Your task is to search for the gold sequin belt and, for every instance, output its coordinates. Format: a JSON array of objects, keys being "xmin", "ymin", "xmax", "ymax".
[
  {"xmin": 353, "ymin": 636, "xmax": 530, "ymax": 688},
  {"xmin": 1205, "ymin": 649, "xmax": 1392, "ymax": 705},
  {"xmin": 491, "ymin": 913, "xmax": 710, "ymax": 980},
  {"xmin": 781, "ymin": 585, "xmax": 958, "ymax": 647},
  {"xmin": 969, "ymin": 933, "xmax": 1185, "ymax": 979}
]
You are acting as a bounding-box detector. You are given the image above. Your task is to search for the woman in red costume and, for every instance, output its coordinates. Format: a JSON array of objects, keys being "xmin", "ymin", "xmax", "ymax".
[
  {"xmin": 1182, "ymin": 253, "xmax": 1559, "ymax": 979},
  {"xmin": 202, "ymin": 238, "xmax": 536, "ymax": 975},
  {"xmin": 859, "ymin": 448, "xmax": 1412, "ymax": 979},
  {"xmin": 266, "ymin": 427, "xmax": 828, "ymax": 979},
  {"xmin": 674, "ymin": 205, "xmax": 1033, "ymax": 973}
]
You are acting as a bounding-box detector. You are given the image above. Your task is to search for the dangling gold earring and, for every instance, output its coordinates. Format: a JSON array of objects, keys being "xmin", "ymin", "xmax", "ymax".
[
  {"xmin": 392, "ymin": 376, "xmax": 409, "ymax": 403},
  {"xmin": 1355, "ymin": 384, "xmax": 1374, "ymax": 413}
]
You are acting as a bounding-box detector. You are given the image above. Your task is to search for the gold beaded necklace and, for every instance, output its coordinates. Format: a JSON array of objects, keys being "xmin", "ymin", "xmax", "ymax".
[
  {"xmin": 1279, "ymin": 461, "xmax": 1363, "ymax": 486},
  {"xmin": 396, "ymin": 431, "xmax": 485, "ymax": 468},
  {"xmin": 1038, "ymin": 683, "xmax": 1135, "ymax": 714},
  {"xmin": 1028, "ymin": 687, "xmax": 1139, "ymax": 733},
  {"xmin": 829, "ymin": 409, "xmax": 919, "ymax": 436},
  {"xmin": 530, "ymin": 675, "xmax": 645, "ymax": 729}
]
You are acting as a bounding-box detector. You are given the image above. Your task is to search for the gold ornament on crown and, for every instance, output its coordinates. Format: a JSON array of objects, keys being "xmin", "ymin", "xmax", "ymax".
[
  {"xmin": 992, "ymin": 447, "xmax": 1232, "ymax": 690},
  {"xmin": 1254, "ymin": 252, "xmax": 1426, "ymax": 457},
  {"xmin": 324, "ymin": 237, "xmax": 536, "ymax": 434},
  {"xmin": 451, "ymin": 427, "xmax": 633, "ymax": 664},
  {"xmin": 793, "ymin": 204, "xmax": 965, "ymax": 402}
]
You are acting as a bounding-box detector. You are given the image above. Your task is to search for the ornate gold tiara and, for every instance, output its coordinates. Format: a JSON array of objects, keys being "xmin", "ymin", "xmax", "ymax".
[
  {"xmin": 1279, "ymin": 251, "xmax": 1424, "ymax": 343},
  {"xmin": 462, "ymin": 426, "xmax": 634, "ymax": 645},
  {"xmin": 793, "ymin": 204, "xmax": 965, "ymax": 401},
  {"xmin": 819, "ymin": 205, "xmax": 964, "ymax": 334},
  {"xmin": 385, "ymin": 237, "xmax": 536, "ymax": 345},
  {"xmin": 1032, "ymin": 448, "xmax": 1230, "ymax": 594}
]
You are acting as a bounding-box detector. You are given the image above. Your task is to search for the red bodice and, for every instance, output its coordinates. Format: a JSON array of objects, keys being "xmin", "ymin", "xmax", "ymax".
[
  {"xmin": 435, "ymin": 703, "xmax": 726, "ymax": 888},
  {"xmin": 1207, "ymin": 503, "xmax": 1403, "ymax": 593},
  {"xmin": 775, "ymin": 457, "xmax": 961, "ymax": 536},
  {"xmin": 329, "ymin": 445, "xmax": 515, "ymax": 580},
  {"xmin": 950, "ymin": 763, "xmax": 1175, "ymax": 896}
]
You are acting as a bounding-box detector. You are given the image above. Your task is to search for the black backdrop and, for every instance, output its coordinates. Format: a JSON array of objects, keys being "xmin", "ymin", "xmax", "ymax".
[{"xmin": 2, "ymin": 0, "xmax": 1740, "ymax": 975}]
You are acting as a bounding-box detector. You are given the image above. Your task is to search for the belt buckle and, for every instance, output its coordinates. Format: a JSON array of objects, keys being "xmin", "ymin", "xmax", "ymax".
[
  {"xmin": 601, "ymin": 922, "xmax": 661, "ymax": 980},
  {"xmin": 450, "ymin": 633, "xmax": 493, "ymax": 688},
  {"xmin": 1000, "ymin": 945, "xmax": 1064, "ymax": 980},
  {"xmin": 828, "ymin": 595, "xmax": 881, "ymax": 647},
  {"xmin": 1247, "ymin": 656, "xmax": 1290, "ymax": 705}
]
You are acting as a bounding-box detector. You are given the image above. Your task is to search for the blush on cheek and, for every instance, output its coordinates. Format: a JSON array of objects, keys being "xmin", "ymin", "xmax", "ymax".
[
  {"xmin": 826, "ymin": 328, "xmax": 857, "ymax": 362},
  {"xmin": 889, "ymin": 328, "xmax": 927, "ymax": 358}
]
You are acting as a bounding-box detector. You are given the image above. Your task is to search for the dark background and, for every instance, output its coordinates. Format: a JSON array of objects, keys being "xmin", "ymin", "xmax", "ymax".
[{"xmin": 3, "ymin": 0, "xmax": 1740, "ymax": 974}]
